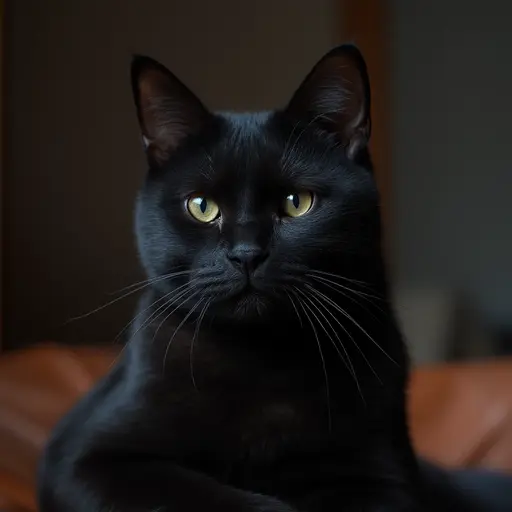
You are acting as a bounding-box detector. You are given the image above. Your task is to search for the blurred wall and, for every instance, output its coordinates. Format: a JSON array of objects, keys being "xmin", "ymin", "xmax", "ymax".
[
  {"xmin": 392, "ymin": 1, "xmax": 512, "ymax": 331},
  {"xmin": 5, "ymin": 0, "xmax": 337, "ymax": 346}
]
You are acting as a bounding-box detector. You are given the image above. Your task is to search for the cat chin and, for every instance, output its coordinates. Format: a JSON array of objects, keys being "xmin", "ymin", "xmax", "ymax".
[{"xmin": 211, "ymin": 291, "xmax": 272, "ymax": 323}]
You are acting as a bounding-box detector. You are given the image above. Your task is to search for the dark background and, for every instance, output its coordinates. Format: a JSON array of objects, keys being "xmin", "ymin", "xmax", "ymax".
[{"xmin": 3, "ymin": 0, "xmax": 512, "ymax": 362}]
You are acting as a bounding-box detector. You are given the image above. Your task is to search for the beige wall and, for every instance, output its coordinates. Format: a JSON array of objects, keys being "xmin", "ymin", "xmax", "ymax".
[{"xmin": 5, "ymin": 0, "xmax": 337, "ymax": 346}]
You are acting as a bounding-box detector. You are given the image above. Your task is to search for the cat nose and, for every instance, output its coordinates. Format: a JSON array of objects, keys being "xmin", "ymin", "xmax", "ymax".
[{"xmin": 227, "ymin": 245, "xmax": 269, "ymax": 274}]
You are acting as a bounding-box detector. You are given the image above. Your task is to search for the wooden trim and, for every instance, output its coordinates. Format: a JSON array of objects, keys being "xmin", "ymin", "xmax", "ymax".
[
  {"xmin": 0, "ymin": 0, "xmax": 3, "ymax": 349},
  {"xmin": 341, "ymin": 0, "xmax": 391, "ymax": 247}
]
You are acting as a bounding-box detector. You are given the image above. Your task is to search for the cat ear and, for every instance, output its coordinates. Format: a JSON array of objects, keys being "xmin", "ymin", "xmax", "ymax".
[
  {"xmin": 131, "ymin": 55, "xmax": 211, "ymax": 167},
  {"xmin": 284, "ymin": 44, "xmax": 371, "ymax": 160}
]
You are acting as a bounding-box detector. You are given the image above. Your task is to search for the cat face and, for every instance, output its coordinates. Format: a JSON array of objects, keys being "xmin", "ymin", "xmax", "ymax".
[{"xmin": 131, "ymin": 45, "xmax": 381, "ymax": 322}]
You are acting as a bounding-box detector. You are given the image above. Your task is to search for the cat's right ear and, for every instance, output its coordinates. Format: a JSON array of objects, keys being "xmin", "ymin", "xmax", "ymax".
[
  {"xmin": 131, "ymin": 55, "xmax": 211, "ymax": 167},
  {"xmin": 284, "ymin": 44, "xmax": 371, "ymax": 161}
]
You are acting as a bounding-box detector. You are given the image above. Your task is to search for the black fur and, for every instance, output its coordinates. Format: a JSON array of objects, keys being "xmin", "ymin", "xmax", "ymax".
[{"xmin": 38, "ymin": 45, "xmax": 512, "ymax": 512}]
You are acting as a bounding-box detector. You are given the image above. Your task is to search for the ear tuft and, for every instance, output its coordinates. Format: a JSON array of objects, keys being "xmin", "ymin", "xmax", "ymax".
[
  {"xmin": 285, "ymin": 44, "xmax": 371, "ymax": 160},
  {"xmin": 131, "ymin": 55, "xmax": 210, "ymax": 167}
]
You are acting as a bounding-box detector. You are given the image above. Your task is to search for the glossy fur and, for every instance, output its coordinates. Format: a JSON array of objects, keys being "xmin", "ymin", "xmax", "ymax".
[{"xmin": 38, "ymin": 45, "xmax": 512, "ymax": 512}]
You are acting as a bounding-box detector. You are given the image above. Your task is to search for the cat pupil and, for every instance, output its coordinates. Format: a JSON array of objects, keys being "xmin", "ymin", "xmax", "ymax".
[
  {"xmin": 200, "ymin": 198, "xmax": 207, "ymax": 213},
  {"xmin": 292, "ymin": 194, "xmax": 300, "ymax": 209}
]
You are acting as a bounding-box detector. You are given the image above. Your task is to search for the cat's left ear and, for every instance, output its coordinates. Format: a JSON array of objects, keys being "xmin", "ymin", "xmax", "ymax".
[
  {"xmin": 131, "ymin": 55, "xmax": 211, "ymax": 167},
  {"xmin": 284, "ymin": 44, "xmax": 371, "ymax": 160}
]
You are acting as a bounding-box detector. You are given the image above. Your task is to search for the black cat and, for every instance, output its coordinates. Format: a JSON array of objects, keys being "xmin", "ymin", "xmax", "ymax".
[{"xmin": 38, "ymin": 45, "xmax": 512, "ymax": 512}]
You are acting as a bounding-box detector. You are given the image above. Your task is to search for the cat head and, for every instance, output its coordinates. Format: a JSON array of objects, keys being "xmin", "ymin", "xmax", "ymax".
[{"xmin": 131, "ymin": 45, "xmax": 382, "ymax": 324}]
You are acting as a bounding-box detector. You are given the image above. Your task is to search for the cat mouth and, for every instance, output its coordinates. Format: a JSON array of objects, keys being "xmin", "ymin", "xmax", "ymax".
[
  {"xmin": 217, "ymin": 274, "xmax": 263, "ymax": 298},
  {"xmin": 207, "ymin": 279, "xmax": 271, "ymax": 319},
  {"xmin": 225, "ymin": 281, "xmax": 259, "ymax": 301},
  {"xmin": 228, "ymin": 290, "xmax": 268, "ymax": 318}
]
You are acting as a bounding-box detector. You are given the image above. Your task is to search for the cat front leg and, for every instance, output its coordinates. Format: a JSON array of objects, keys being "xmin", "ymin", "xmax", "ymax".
[
  {"xmin": 37, "ymin": 363, "xmax": 297, "ymax": 512},
  {"xmin": 40, "ymin": 456, "xmax": 298, "ymax": 512}
]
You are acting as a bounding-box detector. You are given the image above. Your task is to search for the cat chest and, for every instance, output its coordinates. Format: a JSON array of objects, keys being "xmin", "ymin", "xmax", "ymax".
[
  {"xmin": 163, "ymin": 390, "xmax": 330, "ymax": 472},
  {"xmin": 223, "ymin": 400, "xmax": 340, "ymax": 493}
]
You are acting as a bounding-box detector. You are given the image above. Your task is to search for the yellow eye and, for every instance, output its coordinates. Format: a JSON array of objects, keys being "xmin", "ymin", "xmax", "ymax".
[
  {"xmin": 186, "ymin": 195, "xmax": 220, "ymax": 223},
  {"xmin": 284, "ymin": 191, "xmax": 314, "ymax": 217}
]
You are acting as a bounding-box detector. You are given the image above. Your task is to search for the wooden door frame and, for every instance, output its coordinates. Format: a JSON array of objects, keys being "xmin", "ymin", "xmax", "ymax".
[
  {"xmin": 341, "ymin": 0, "xmax": 391, "ymax": 253},
  {"xmin": 0, "ymin": 0, "xmax": 3, "ymax": 349}
]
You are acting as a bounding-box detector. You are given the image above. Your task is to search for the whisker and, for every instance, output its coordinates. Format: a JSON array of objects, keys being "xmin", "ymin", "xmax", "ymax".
[
  {"xmin": 119, "ymin": 279, "xmax": 199, "ymax": 344},
  {"xmin": 309, "ymin": 273, "xmax": 383, "ymax": 302},
  {"xmin": 190, "ymin": 298, "xmax": 212, "ymax": 390},
  {"xmin": 308, "ymin": 275, "xmax": 386, "ymax": 320},
  {"xmin": 104, "ymin": 271, "xmax": 194, "ymax": 371},
  {"xmin": 107, "ymin": 269, "xmax": 190, "ymax": 295},
  {"xmin": 65, "ymin": 270, "xmax": 193, "ymax": 324},
  {"xmin": 308, "ymin": 269, "xmax": 376, "ymax": 290},
  {"xmin": 151, "ymin": 287, "xmax": 201, "ymax": 346},
  {"xmin": 293, "ymin": 290, "xmax": 332, "ymax": 432},
  {"xmin": 305, "ymin": 284, "xmax": 397, "ymax": 366},
  {"xmin": 305, "ymin": 285, "xmax": 382, "ymax": 385},
  {"xmin": 163, "ymin": 297, "xmax": 204, "ymax": 372},
  {"xmin": 294, "ymin": 286, "xmax": 364, "ymax": 403},
  {"xmin": 281, "ymin": 111, "xmax": 339, "ymax": 171},
  {"xmin": 284, "ymin": 290, "xmax": 303, "ymax": 327},
  {"xmin": 280, "ymin": 119, "xmax": 304, "ymax": 171}
]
